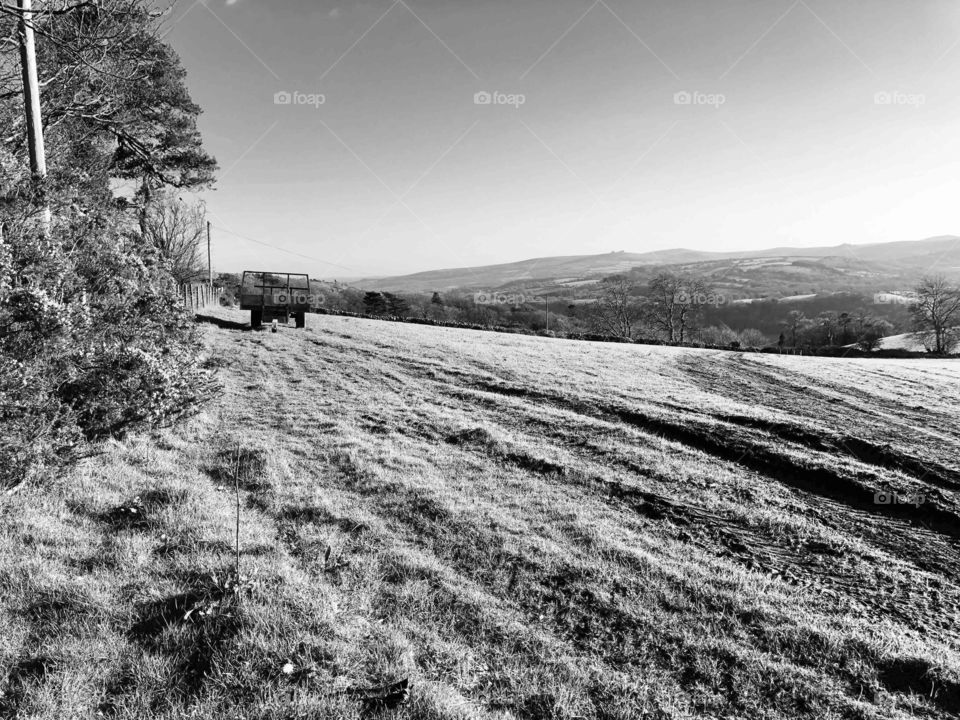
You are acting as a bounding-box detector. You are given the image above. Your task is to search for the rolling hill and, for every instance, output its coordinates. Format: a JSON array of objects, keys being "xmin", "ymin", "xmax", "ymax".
[
  {"xmin": 3, "ymin": 309, "xmax": 958, "ymax": 719},
  {"xmin": 355, "ymin": 236, "xmax": 960, "ymax": 294}
]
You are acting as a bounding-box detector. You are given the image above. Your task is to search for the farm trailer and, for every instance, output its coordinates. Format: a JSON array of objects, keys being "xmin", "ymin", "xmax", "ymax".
[{"xmin": 239, "ymin": 271, "xmax": 311, "ymax": 328}]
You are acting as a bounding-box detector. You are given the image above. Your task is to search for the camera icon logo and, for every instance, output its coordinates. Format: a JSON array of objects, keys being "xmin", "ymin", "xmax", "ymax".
[
  {"xmin": 274, "ymin": 91, "xmax": 293, "ymax": 105},
  {"xmin": 674, "ymin": 91, "xmax": 692, "ymax": 105},
  {"xmin": 874, "ymin": 91, "xmax": 892, "ymax": 106},
  {"xmin": 474, "ymin": 292, "xmax": 492, "ymax": 305},
  {"xmin": 474, "ymin": 91, "xmax": 492, "ymax": 105},
  {"xmin": 873, "ymin": 491, "xmax": 893, "ymax": 505}
]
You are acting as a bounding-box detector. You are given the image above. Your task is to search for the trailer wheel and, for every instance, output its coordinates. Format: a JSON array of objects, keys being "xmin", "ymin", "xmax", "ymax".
[
  {"xmin": 295, "ymin": 311, "xmax": 306, "ymax": 328},
  {"xmin": 251, "ymin": 309, "xmax": 262, "ymax": 328}
]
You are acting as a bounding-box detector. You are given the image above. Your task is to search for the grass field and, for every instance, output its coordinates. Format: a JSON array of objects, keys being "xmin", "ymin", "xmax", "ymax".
[{"xmin": 2, "ymin": 308, "xmax": 959, "ymax": 719}]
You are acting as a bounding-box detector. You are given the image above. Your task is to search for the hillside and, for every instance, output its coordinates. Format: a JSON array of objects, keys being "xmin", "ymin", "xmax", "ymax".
[
  {"xmin": 354, "ymin": 250, "xmax": 723, "ymax": 293},
  {"xmin": 355, "ymin": 237, "xmax": 960, "ymax": 295},
  {"xmin": 3, "ymin": 310, "xmax": 959, "ymax": 719}
]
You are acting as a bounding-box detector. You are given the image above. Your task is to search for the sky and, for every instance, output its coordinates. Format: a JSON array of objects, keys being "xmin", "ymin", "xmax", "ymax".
[{"xmin": 164, "ymin": 0, "xmax": 960, "ymax": 278}]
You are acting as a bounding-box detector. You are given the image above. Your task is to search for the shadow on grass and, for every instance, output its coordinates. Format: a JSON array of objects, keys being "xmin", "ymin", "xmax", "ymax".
[
  {"xmin": 207, "ymin": 447, "xmax": 271, "ymax": 493},
  {"xmin": 99, "ymin": 488, "xmax": 189, "ymax": 532},
  {"xmin": 0, "ymin": 656, "xmax": 55, "ymax": 717},
  {"xmin": 877, "ymin": 656, "xmax": 960, "ymax": 714},
  {"xmin": 126, "ymin": 574, "xmax": 245, "ymax": 705},
  {"xmin": 194, "ymin": 313, "xmax": 251, "ymax": 331}
]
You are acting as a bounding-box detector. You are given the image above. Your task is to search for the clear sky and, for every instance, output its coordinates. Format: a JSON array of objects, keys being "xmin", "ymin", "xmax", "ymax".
[{"xmin": 165, "ymin": 0, "xmax": 960, "ymax": 278}]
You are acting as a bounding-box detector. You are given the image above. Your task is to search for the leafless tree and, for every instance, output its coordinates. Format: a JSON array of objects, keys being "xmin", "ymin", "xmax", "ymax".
[
  {"xmin": 910, "ymin": 275, "xmax": 960, "ymax": 354},
  {"xmin": 590, "ymin": 277, "xmax": 643, "ymax": 339},
  {"xmin": 142, "ymin": 192, "xmax": 206, "ymax": 284},
  {"xmin": 646, "ymin": 272, "xmax": 707, "ymax": 343}
]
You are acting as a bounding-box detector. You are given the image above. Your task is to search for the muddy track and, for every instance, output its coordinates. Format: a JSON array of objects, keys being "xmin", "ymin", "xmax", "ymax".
[{"xmin": 713, "ymin": 414, "xmax": 960, "ymax": 492}]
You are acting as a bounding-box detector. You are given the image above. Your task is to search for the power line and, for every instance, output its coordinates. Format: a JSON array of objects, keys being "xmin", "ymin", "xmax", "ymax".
[{"xmin": 208, "ymin": 224, "xmax": 356, "ymax": 273}]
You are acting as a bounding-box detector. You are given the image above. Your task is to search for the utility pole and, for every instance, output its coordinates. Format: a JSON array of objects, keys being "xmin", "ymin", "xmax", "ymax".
[
  {"xmin": 17, "ymin": 0, "xmax": 50, "ymax": 234},
  {"xmin": 207, "ymin": 220, "xmax": 213, "ymax": 291},
  {"xmin": 544, "ymin": 295, "xmax": 549, "ymax": 332}
]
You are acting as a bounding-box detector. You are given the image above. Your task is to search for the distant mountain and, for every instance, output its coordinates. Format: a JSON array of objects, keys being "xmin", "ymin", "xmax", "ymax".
[
  {"xmin": 354, "ymin": 250, "xmax": 722, "ymax": 292},
  {"xmin": 356, "ymin": 237, "xmax": 960, "ymax": 293}
]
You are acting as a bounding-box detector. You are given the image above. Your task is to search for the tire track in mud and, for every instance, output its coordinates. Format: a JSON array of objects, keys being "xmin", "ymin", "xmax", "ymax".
[{"xmin": 711, "ymin": 413, "xmax": 960, "ymax": 493}]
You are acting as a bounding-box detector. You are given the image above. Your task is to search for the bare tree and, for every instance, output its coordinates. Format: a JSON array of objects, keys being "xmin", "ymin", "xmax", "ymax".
[
  {"xmin": 142, "ymin": 192, "xmax": 206, "ymax": 284},
  {"xmin": 910, "ymin": 275, "xmax": 960, "ymax": 354},
  {"xmin": 781, "ymin": 310, "xmax": 806, "ymax": 347},
  {"xmin": 590, "ymin": 277, "xmax": 643, "ymax": 339},
  {"xmin": 646, "ymin": 272, "xmax": 707, "ymax": 343}
]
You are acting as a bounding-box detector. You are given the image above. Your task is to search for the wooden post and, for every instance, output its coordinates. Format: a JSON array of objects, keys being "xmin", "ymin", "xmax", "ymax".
[
  {"xmin": 17, "ymin": 0, "xmax": 50, "ymax": 235},
  {"xmin": 207, "ymin": 221, "xmax": 213, "ymax": 295}
]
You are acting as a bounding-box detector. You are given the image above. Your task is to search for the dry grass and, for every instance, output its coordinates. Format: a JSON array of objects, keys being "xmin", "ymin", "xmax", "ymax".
[{"xmin": 2, "ymin": 307, "xmax": 959, "ymax": 719}]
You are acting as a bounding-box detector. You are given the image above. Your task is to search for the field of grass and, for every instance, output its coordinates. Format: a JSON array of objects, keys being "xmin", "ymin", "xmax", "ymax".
[{"xmin": 2, "ymin": 307, "xmax": 959, "ymax": 719}]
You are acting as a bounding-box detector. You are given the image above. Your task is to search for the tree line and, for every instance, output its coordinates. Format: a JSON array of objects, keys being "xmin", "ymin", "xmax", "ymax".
[{"xmin": 339, "ymin": 272, "xmax": 960, "ymax": 354}]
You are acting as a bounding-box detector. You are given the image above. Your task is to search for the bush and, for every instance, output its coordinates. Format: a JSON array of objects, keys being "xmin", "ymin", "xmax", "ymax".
[{"xmin": 1, "ymin": 217, "xmax": 216, "ymax": 488}]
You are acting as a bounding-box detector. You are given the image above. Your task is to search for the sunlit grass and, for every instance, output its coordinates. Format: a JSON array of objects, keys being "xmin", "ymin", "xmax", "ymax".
[{"xmin": 1, "ymin": 308, "xmax": 958, "ymax": 718}]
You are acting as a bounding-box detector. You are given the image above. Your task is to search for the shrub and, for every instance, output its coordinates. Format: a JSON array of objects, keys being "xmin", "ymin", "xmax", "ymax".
[{"xmin": 1, "ymin": 217, "xmax": 216, "ymax": 488}]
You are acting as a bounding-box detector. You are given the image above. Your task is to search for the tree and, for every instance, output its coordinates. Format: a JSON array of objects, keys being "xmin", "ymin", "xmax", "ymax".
[
  {"xmin": 142, "ymin": 191, "xmax": 206, "ymax": 284},
  {"xmin": 738, "ymin": 328, "xmax": 770, "ymax": 348},
  {"xmin": 910, "ymin": 276, "xmax": 960, "ymax": 354},
  {"xmin": 782, "ymin": 310, "xmax": 806, "ymax": 347},
  {"xmin": 382, "ymin": 292, "xmax": 409, "ymax": 317},
  {"xmin": 856, "ymin": 318, "xmax": 894, "ymax": 352},
  {"xmin": 837, "ymin": 312, "xmax": 853, "ymax": 345},
  {"xmin": 363, "ymin": 291, "xmax": 387, "ymax": 316},
  {"xmin": 1, "ymin": 0, "xmax": 216, "ymax": 228},
  {"xmin": 1, "ymin": 1, "xmax": 218, "ymax": 487},
  {"xmin": 816, "ymin": 311, "xmax": 839, "ymax": 347},
  {"xmin": 427, "ymin": 291, "xmax": 446, "ymax": 320},
  {"xmin": 701, "ymin": 325, "xmax": 739, "ymax": 346},
  {"xmin": 589, "ymin": 277, "xmax": 643, "ymax": 339},
  {"xmin": 646, "ymin": 272, "xmax": 707, "ymax": 343}
]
